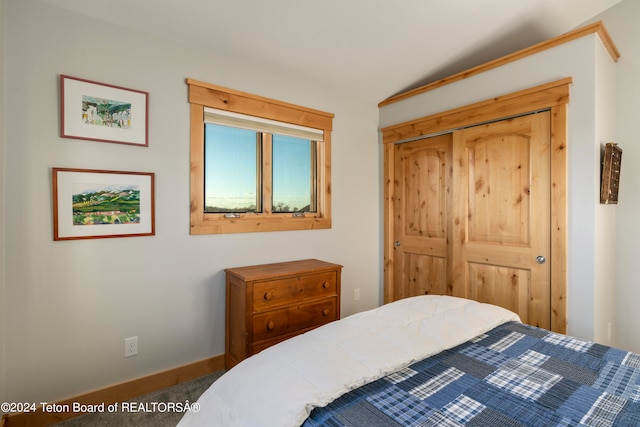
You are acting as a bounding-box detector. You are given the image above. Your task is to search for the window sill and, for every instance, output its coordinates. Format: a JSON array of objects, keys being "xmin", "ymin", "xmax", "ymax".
[{"xmin": 190, "ymin": 214, "xmax": 331, "ymax": 234}]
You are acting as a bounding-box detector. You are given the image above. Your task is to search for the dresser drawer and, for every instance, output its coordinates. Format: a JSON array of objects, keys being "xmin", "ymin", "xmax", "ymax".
[
  {"xmin": 252, "ymin": 271, "xmax": 337, "ymax": 312},
  {"xmin": 225, "ymin": 259, "xmax": 342, "ymax": 369},
  {"xmin": 252, "ymin": 298, "xmax": 337, "ymax": 342}
]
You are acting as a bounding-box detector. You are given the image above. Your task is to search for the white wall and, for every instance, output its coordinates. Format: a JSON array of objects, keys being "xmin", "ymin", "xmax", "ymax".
[
  {"xmin": 2, "ymin": 0, "xmax": 380, "ymax": 404},
  {"xmin": 0, "ymin": 0, "xmax": 7, "ymax": 409},
  {"xmin": 593, "ymin": 38, "xmax": 617, "ymax": 346},
  {"xmin": 588, "ymin": 0, "xmax": 640, "ymax": 353},
  {"xmin": 379, "ymin": 29, "xmax": 617, "ymax": 344}
]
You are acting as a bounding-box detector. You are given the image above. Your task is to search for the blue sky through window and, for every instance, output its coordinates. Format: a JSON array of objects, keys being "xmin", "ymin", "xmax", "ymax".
[
  {"xmin": 272, "ymin": 134, "xmax": 312, "ymax": 212},
  {"xmin": 205, "ymin": 124, "xmax": 257, "ymax": 211},
  {"xmin": 204, "ymin": 124, "xmax": 313, "ymax": 212}
]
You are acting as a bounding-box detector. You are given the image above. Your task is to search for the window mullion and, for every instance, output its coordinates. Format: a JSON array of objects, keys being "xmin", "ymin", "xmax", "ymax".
[
  {"xmin": 311, "ymin": 141, "xmax": 318, "ymax": 213},
  {"xmin": 261, "ymin": 133, "xmax": 273, "ymax": 214}
]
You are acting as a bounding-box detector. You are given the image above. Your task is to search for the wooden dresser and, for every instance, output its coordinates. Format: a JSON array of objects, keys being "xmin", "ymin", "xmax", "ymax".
[{"xmin": 225, "ymin": 259, "xmax": 342, "ymax": 369}]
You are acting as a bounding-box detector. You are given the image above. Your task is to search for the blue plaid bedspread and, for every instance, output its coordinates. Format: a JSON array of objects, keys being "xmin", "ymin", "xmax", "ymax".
[{"xmin": 303, "ymin": 322, "xmax": 640, "ymax": 426}]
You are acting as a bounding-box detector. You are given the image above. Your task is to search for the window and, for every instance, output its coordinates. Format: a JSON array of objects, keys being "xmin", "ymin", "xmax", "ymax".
[
  {"xmin": 271, "ymin": 134, "xmax": 316, "ymax": 213},
  {"xmin": 187, "ymin": 78, "xmax": 334, "ymax": 234},
  {"xmin": 205, "ymin": 124, "xmax": 258, "ymax": 213}
]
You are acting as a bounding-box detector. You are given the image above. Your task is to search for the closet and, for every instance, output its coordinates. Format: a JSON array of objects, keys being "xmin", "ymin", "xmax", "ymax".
[
  {"xmin": 382, "ymin": 79, "xmax": 570, "ymax": 333},
  {"xmin": 390, "ymin": 111, "xmax": 551, "ymax": 329},
  {"xmin": 380, "ymin": 21, "xmax": 620, "ymax": 336}
]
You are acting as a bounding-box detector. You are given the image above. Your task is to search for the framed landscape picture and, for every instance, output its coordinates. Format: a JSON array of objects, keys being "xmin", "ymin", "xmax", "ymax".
[
  {"xmin": 60, "ymin": 75, "xmax": 149, "ymax": 146},
  {"xmin": 52, "ymin": 168, "xmax": 155, "ymax": 240}
]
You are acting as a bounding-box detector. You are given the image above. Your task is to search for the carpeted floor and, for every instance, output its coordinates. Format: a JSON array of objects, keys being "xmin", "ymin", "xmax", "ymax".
[{"xmin": 51, "ymin": 371, "xmax": 224, "ymax": 427}]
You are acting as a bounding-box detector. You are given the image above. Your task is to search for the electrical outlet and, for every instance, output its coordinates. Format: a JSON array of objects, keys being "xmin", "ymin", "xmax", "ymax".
[
  {"xmin": 124, "ymin": 336, "xmax": 138, "ymax": 358},
  {"xmin": 354, "ymin": 288, "xmax": 360, "ymax": 301}
]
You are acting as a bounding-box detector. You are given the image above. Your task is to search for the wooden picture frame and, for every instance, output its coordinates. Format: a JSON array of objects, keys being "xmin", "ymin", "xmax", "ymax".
[
  {"xmin": 60, "ymin": 75, "xmax": 149, "ymax": 146},
  {"xmin": 600, "ymin": 142, "xmax": 622, "ymax": 204},
  {"xmin": 52, "ymin": 168, "xmax": 155, "ymax": 240}
]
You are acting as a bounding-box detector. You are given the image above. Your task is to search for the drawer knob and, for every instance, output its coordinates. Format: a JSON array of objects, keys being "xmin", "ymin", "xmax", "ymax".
[
  {"xmin": 323, "ymin": 308, "xmax": 330, "ymax": 316},
  {"xmin": 267, "ymin": 321, "xmax": 275, "ymax": 330},
  {"xmin": 264, "ymin": 291, "xmax": 273, "ymax": 300},
  {"xmin": 322, "ymin": 282, "xmax": 329, "ymax": 289}
]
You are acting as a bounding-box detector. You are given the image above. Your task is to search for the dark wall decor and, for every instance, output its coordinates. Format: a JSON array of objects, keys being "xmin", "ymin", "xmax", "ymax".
[{"xmin": 600, "ymin": 142, "xmax": 622, "ymax": 204}]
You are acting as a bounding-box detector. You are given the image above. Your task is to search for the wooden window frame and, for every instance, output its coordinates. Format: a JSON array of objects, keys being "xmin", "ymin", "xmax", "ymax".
[{"xmin": 187, "ymin": 78, "xmax": 334, "ymax": 234}]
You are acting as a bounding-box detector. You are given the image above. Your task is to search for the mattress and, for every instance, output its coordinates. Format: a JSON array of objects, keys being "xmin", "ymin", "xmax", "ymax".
[{"xmin": 178, "ymin": 295, "xmax": 521, "ymax": 426}]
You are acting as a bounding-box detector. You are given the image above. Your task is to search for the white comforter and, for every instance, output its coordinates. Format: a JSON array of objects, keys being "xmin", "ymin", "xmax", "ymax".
[{"xmin": 178, "ymin": 295, "xmax": 520, "ymax": 427}]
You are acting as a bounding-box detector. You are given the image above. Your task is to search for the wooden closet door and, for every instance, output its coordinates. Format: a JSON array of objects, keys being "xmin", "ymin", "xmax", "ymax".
[
  {"xmin": 452, "ymin": 111, "xmax": 551, "ymax": 328},
  {"xmin": 391, "ymin": 111, "xmax": 551, "ymax": 329},
  {"xmin": 392, "ymin": 134, "xmax": 452, "ymax": 301}
]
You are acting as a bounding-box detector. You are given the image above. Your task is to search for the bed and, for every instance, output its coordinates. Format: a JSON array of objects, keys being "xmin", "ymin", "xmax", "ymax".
[{"xmin": 177, "ymin": 295, "xmax": 640, "ymax": 426}]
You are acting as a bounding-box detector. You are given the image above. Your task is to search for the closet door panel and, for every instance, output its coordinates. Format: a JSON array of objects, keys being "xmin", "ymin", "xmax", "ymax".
[
  {"xmin": 452, "ymin": 112, "xmax": 551, "ymax": 328},
  {"xmin": 392, "ymin": 134, "xmax": 452, "ymax": 300}
]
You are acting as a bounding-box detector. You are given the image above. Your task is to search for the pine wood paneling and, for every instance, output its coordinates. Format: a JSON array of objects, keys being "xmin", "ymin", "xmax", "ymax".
[
  {"xmin": 384, "ymin": 81, "xmax": 569, "ymax": 333},
  {"xmin": 392, "ymin": 135, "xmax": 452, "ymax": 301},
  {"xmin": 381, "ymin": 78, "xmax": 571, "ymax": 145},
  {"xmin": 187, "ymin": 79, "xmax": 334, "ymax": 130},
  {"xmin": 452, "ymin": 112, "xmax": 551, "ymax": 329}
]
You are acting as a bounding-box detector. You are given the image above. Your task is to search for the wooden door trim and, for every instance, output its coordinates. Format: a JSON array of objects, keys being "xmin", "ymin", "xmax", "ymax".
[
  {"xmin": 382, "ymin": 78, "xmax": 569, "ymax": 333},
  {"xmin": 549, "ymin": 103, "xmax": 568, "ymax": 334},
  {"xmin": 381, "ymin": 77, "xmax": 571, "ymax": 145}
]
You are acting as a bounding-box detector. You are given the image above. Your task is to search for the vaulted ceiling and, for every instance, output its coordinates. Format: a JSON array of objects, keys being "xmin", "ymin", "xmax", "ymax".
[{"xmin": 40, "ymin": 0, "xmax": 623, "ymax": 104}]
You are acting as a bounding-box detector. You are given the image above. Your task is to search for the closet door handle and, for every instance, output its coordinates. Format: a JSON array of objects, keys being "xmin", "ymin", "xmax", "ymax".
[{"xmin": 536, "ymin": 255, "xmax": 546, "ymax": 264}]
